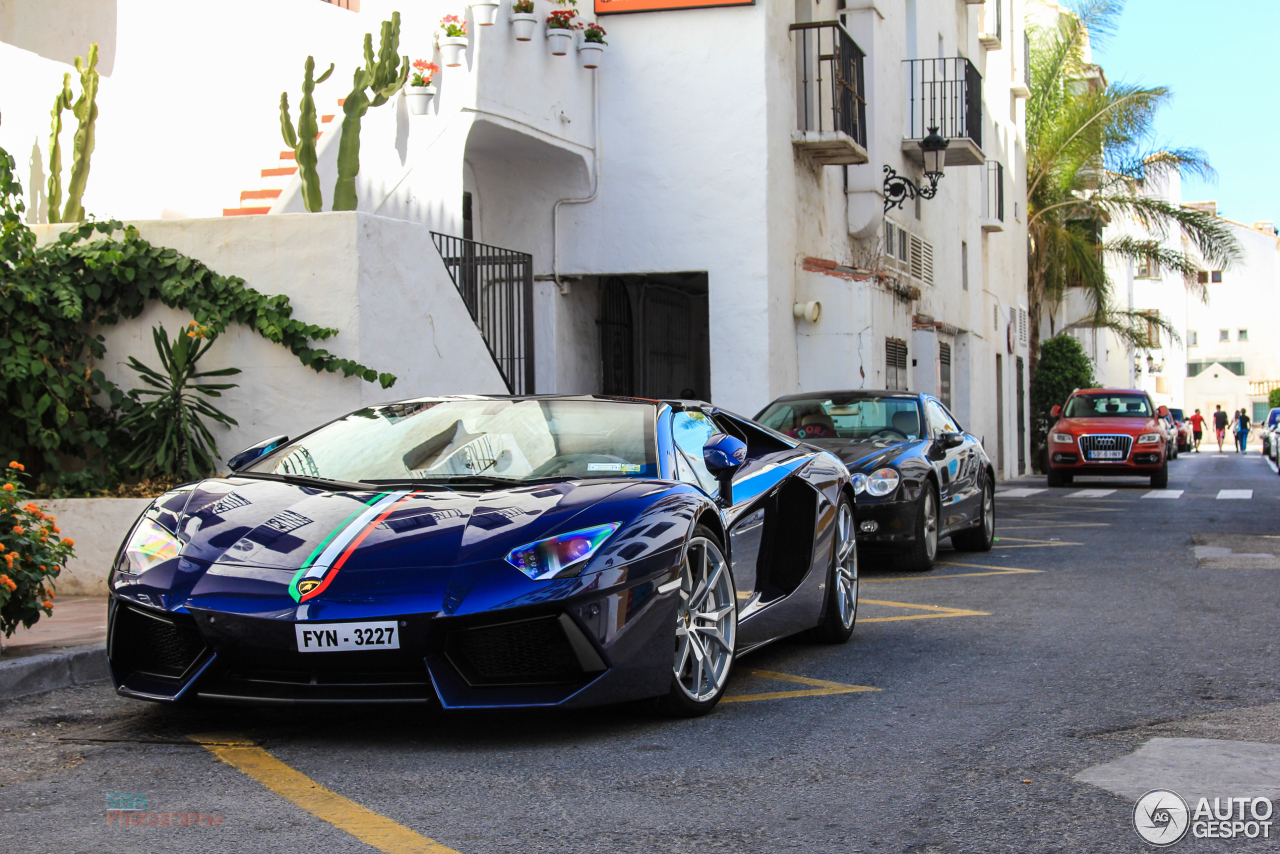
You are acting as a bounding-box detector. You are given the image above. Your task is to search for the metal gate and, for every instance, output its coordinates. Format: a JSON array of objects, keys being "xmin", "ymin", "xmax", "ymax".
[
  {"xmin": 1016, "ymin": 356, "xmax": 1026, "ymax": 475},
  {"xmin": 599, "ymin": 278, "xmax": 635, "ymax": 396},
  {"xmin": 431, "ymin": 232, "xmax": 535, "ymax": 395}
]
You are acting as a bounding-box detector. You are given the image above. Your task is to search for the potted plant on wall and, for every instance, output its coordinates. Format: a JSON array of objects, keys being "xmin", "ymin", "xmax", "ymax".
[
  {"xmin": 546, "ymin": 9, "xmax": 582, "ymax": 56},
  {"xmin": 405, "ymin": 59, "xmax": 439, "ymax": 115},
  {"xmin": 511, "ymin": 0, "xmax": 538, "ymax": 41},
  {"xmin": 437, "ymin": 14, "xmax": 469, "ymax": 67},
  {"xmin": 471, "ymin": 0, "xmax": 501, "ymax": 26},
  {"xmin": 579, "ymin": 22, "xmax": 606, "ymax": 68}
]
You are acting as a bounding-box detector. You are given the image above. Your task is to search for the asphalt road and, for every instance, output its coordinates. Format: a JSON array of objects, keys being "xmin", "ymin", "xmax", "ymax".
[{"xmin": 3, "ymin": 449, "xmax": 1279, "ymax": 853}]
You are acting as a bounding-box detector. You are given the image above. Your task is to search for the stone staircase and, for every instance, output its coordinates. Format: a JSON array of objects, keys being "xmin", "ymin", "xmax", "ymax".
[{"xmin": 222, "ymin": 100, "xmax": 343, "ymax": 216}]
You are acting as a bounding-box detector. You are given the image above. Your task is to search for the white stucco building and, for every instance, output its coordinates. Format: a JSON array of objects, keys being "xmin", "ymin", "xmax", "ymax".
[{"xmin": 1, "ymin": 0, "xmax": 1032, "ymax": 476}]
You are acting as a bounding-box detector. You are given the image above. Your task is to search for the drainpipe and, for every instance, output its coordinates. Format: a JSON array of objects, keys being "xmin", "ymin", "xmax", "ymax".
[{"xmin": 552, "ymin": 67, "xmax": 601, "ymax": 295}]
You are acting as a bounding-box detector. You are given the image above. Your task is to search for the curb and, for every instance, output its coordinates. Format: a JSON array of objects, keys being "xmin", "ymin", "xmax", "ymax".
[{"xmin": 0, "ymin": 643, "xmax": 109, "ymax": 702}]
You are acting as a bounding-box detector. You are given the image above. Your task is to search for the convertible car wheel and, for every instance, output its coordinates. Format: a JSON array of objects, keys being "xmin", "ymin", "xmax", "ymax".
[
  {"xmin": 952, "ymin": 477, "xmax": 994, "ymax": 552},
  {"xmin": 808, "ymin": 496, "xmax": 858, "ymax": 644},
  {"xmin": 655, "ymin": 527, "xmax": 737, "ymax": 717},
  {"xmin": 892, "ymin": 484, "xmax": 938, "ymax": 573}
]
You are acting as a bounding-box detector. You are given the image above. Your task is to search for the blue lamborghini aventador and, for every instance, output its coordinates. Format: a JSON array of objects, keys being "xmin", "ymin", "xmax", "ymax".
[{"xmin": 107, "ymin": 396, "xmax": 857, "ymax": 716}]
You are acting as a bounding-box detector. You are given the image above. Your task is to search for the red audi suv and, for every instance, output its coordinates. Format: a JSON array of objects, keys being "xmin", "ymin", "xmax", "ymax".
[{"xmin": 1045, "ymin": 388, "xmax": 1170, "ymax": 488}]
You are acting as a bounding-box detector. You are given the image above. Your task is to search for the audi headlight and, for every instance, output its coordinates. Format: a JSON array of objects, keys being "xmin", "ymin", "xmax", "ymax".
[
  {"xmin": 505, "ymin": 523, "xmax": 621, "ymax": 581},
  {"xmin": 850, "ymin": 473, "xmax": 869, "ymax": 495},
  {"xmin": 865, "ymin": 468, "xmax": 901, "ymax": 497},
  {"xmin": 119, "ymin": 518, "xmax": 181, "ymax": 575},
  {"xmin": 1051, "ymin": 433, "xmax": 1074, "ymax": 444},
  {"xmin": 1137, "ymin": 432, "xmax": 1161, "ymax": 444}
]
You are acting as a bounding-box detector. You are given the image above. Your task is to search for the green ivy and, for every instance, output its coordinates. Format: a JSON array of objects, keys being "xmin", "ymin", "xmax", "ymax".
[{"xmin": 0, "ymin": 144, "xmax": 395, "ymax": 485}]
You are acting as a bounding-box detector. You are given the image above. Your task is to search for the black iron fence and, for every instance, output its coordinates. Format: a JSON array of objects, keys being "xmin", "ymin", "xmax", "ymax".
[
  {"xmin": 790, "ymin": 22, "xmax": 867, "ymax": 146},
  {"xmin": 431, "ymin": 232, "xmax": 535, "ymax": 395},
  {"xmin": 984, "ymin": 160, "xmax": 1004, "ymax": 221},
  {"xmin": 904, "ymin": 57, "xmax": 982, "ymax": 147}
]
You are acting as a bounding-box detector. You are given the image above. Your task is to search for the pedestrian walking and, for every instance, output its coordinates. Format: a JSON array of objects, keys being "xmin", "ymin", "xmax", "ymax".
[
  {"xmin": 1188, "ymin": 408, "xmax": 1207, "ymax": 452},
  {"xmin": 1213, "ymin": 405, "xmax": 1229, "ymax": 452},
  {"xmin": 1235, "ymin": 409, "xmax": 1251, "ymax": 453}
]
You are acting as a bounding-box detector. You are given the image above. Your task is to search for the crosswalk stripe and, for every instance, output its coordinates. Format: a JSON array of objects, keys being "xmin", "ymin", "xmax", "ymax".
[
  {"xmin": 995, "ymin": 488, "xmax": 1046, "ymax": 498},
  {"xmin": 1217, "ymin": 489, "xmax": 1253, "ymax": 499},
  {"xmin": 1142, "ymin": 490, "xmax": 1184, "ymax": 499},
  {"xmin": 1067, "ymin": 489, "xmax": 1115, "ymax": 498}
]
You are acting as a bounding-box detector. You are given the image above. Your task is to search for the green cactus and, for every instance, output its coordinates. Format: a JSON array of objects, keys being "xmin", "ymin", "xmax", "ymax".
[
  {"xmin": 332, "ymin": 13, "xmax": 408, "ymax": 212},
  {"xmin": 280, "ymin": 56, "xmax": 334, "ymax": 213},
  {"xmin": 60, "ymin": 43, "xmax": 100, "ymax": 223},
  {"xmin": 46, "ymin": 74, "xmax": 74, "ymax": 223}
]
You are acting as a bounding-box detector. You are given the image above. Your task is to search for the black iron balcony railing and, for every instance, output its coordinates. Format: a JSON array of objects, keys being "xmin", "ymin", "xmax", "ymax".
[
  {"xmin": 791, "ymin": 22, "xmax": 867, "ymax": 156},
  {"xmin": 904, "ymin": 57, "xmax": 982, "ymax": 148},
  {"xmin": 984, "ymin": 160, "xmax": 1004, "ymax": 221},
  {"xmin": 432, "ymin": 232, "xmax": 535, "ymax": 395}
]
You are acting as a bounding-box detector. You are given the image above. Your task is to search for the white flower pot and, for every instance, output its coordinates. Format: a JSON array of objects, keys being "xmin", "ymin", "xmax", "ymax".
[
  {"xmin": 547, "ymin": 29, "xmax": 573, "ymax": 56},
  {"xmin": 578, "ymin": 40, "xmax": 605, "ymax": 69},
  {"xmin": 439, "ymin": 36, "xmax": 469, "ymax": 67},
  {"xmin": 511, "ymin": 12, "xmax": 538, "ymax": 41},
  {"xmin": 471, "ymin": 1, "xmax": 500, "ymax": 25},
  {"xmin": 405, "ymin": 85, "xmax": 436, "ymax": 115}
]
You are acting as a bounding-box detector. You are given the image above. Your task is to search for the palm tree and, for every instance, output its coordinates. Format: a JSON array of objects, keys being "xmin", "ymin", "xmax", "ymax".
[{"xmin": 1025, "ymin": 0, "xmax": 1240, "ymax": 380}]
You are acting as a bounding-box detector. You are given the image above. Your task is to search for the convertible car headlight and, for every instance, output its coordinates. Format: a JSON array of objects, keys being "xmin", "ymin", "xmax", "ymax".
[
  {"xmin": 1137, "ymin": 432, "xmax": 1162, "ymax": 444},
  {"xmin": 1051, "ymin": 433, "xmax": 1074, "ymax": 444},
  {"xmin": 505, "ymin": 523, "xmax": 621, "ymax": 581},
  {"xmin": 119, "ymin": 518, "xmax": 181, "ymax": 575},
  {"xmin": 865, "ymin": 468, "xmax": 901, "ymax": 497},
  {"xmin": 850, "ymin": 473, "xmax": 869, "ymax": 495}
]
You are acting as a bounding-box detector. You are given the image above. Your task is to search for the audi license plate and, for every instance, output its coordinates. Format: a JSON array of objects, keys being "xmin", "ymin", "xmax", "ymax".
[
  {"xmin": 1089, "ymin": 450, "xmax": 1125, "ymax": 460},
  {"xmin": 296, "ymin": 621, "xmax": 399, "ymax": 652}
]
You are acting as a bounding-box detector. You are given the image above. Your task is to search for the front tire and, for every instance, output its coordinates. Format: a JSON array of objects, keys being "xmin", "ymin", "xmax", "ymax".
[
  {"xmin": 952, "ymin": 476, "xmax": 994, "ymax": 552},
  {"xmin": 654, "ymin": 527, "xmax": 738, "ymax": 718},
  {"xmin": 892, "ymin": 483, "xmax": 939, "ymax": 573},
  {"xmin": 1150, "ymin": 457, "xmax": 1169, "ymax": 488},
  {"xmin": 808, "ymin": 496, "xmax": 858, "ymax": 644}
]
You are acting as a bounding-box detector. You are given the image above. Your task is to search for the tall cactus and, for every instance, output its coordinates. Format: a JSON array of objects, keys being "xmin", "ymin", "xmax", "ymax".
[
  {"xmin": 280, "ymin": 56, "xmax": 334, "ymax": 213},
  {"xmin": 332, "ymin": 13, "xmax": 408, "ymax": 212},
  {"xmin": 60, "ymin": 43, "xmax": 100, "ymax": 223},
  {"xmin": 47, "ymin": 74, "xmax": 74, "ymax": 222}
]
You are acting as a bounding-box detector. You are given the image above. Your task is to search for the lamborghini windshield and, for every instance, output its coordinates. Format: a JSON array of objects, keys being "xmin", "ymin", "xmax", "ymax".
[
  {"xmin": 247, "ymin": 399, "xmax": 658, "ymax": 482},
  {"xmin": 1064, "ymin": 394, "xmax": 1153, "ymax": 418},
  {"xmin": 756, "ymin": 394, "xmax": 925, "ymax": 441}
]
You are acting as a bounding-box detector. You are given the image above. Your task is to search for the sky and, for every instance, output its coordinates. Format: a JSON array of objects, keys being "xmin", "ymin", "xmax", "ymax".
[{"xmin": 1090, "ymin": 0, "xmax": 1280, "ymax": 226}]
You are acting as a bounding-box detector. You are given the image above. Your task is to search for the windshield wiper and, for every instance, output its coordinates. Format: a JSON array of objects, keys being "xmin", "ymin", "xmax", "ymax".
[
  {"xmin": 394, "ymin": 475, "xmax": 578, "ymax": 487},
  {"xmin": 234, "ymin": 471, "xmax": 371, "ymax": 491}
]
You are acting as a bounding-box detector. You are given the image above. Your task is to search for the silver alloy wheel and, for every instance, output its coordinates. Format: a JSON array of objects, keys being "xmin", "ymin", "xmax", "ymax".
[
  {"xmin": 673, "ymin": 537, "xmax": 736, "ymax": 703},
  {"xmin": 922, "ymin": 489, "xmax": 938, "ymax": 561},
  {"xmin": 834, "ymin": 501, "xmax": 858, "ymax": 629},
  {"xmin": 982, "ymin": 482, "xmax": 994, "ymax": 540}
]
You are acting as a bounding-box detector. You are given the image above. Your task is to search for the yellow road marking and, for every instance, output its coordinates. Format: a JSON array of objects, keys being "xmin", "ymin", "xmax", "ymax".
[
  {"xmin": 721, "ymin": 669, "xmax": 879, "ymax": 704},
  {"xmin": 996, "ymin": 522, "xmax": 1111, "ymax": 530},
  {"xmin": 993, "ymin": 543, "xmax": 1076, "ymax": 549},
  {"xmin": 857, "ymin": 599, "xmax": 989, "ymax": 622},
  {"xmin": 190, "ymin": 733, "xmax": 459, "ymax": 854},
  {"xmin": 992, "ymin": 536, "xmax": 1082, "ymax": 545},
  {"xmin": 862, "ymin": 562, "xmax": 1044, "ymax": 581}
]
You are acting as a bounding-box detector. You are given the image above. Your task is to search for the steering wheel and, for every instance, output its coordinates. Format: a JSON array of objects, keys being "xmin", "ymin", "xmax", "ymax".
[{"xmin": 869, "ymin": 427, "xmax": 908, "ymax": 441}]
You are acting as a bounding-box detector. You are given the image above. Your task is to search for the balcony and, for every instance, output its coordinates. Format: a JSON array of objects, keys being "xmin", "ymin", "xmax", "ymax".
[
  {"xmin": 981, "ymin": 160, "xmax": 1004, "ymax": 232},
  {"xmin": 902, "ymin": 58, "xmax": 985, "ymax": 167},
  {"xmin": 980, "ymin": 0, "xmax": 1002, "ymax": 50},
  {"xmin": 791, "ymin": 22, "xmax": 869, "ymax": 165}
]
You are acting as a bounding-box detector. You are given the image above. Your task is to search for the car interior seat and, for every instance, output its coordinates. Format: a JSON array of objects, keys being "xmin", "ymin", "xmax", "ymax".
[{"xmin": 891, "ymin": 410, "xmax": 921, "ymax": 437}]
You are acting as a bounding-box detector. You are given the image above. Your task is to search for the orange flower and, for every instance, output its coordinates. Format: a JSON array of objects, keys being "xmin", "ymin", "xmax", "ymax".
[
  {"xmin": 23, "ymin": 503, "xmax": 39, "ymax": 513},
  {"xmin": 12, "ymin": 525, "xmax": 23, "ymax": 535},
  {"xmin": 2, "ymin": 484, "xmax": 13, "ymax": 492},
  {"xmin": 62, "ymin": 538, "xmax": 74, "ymax": 547},
  {"xmin": 42, "ymin": 600, "xmax": 52, "ymax": 609},
  {"xmin": 0, "ymin": 542, "xmax": 5, "ymax": 551},
  {"xmin": 46, "ymin": 586, "xmax": 53, "ymax": 597},
  {"xmin": 7, "ymin": 461, "xmax": 23, "ymax": 471},
  {"xmin": 52, "ymin": 526, "xmax": 60, "ymax": 534}
]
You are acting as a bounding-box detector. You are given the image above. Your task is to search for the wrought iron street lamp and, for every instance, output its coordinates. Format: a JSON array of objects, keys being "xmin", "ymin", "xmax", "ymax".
[{"xmin": 883, "ymin": 127, "xmax": 950, "ymax": 212}]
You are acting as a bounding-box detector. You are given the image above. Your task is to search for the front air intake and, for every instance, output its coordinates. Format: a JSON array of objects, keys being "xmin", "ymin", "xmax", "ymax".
[
  {"xmin": 445, "ymin": 615, "xmax": 598, "ymax": 686},
  {"xmin": 111, "ymin": 605, "xmax": 207, "ymax": 679}
]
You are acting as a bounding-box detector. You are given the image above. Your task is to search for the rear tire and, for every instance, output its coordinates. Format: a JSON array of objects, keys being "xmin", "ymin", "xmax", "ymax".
[
  {"xmin": 654, "ymin": 526, "xmax": 737, "ymax": 718},
  {"xmin": 808, "ymin": 496, "xmax": 857, "ymax": 644},
  {"xmin": 1150, "ymin": 458, "xmax": 1169, "ymax": 489},
  {"xmin": 952, "ymin": 476, "xmax": 994, "ymax": 552},
  {"xmin": 891, "ymin": 483, "xmax": 938, "ymax": 573},
  {"xmin": 1046, "ymin": 470, "xmax": 1073, "ymax": 487}
]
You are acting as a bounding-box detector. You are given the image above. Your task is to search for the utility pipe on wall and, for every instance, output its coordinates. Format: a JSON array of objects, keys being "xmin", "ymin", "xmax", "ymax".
[{"xmin": 552, "ymin": 66, "xmax": 601, "ymax": 295}]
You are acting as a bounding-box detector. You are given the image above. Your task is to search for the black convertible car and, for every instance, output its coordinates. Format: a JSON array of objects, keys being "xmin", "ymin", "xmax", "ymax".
[
  {"xmin": 107, "ymin": 396, "xmax": 857, "ymax": 716},
  {"xmin": 756, "ymin": 390, "xmax": 994, "ymax": 571}
]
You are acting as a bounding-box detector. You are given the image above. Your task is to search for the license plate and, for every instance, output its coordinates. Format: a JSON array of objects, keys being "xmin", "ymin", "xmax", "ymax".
[
  {"xmin": 295, "ymin": 621, "xmax": 399, "ymax": 652},
  {"xmin": 1089, "ymin": 450, "xmax": 1125, "ymax": 460}
]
